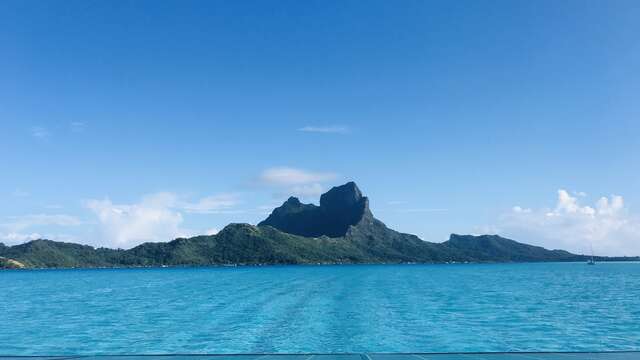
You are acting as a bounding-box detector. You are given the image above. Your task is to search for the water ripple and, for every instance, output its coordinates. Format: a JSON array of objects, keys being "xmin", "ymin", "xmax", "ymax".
[{"xmin": 1, "ymin": 263, "xmax": 639, "ymax": 354}]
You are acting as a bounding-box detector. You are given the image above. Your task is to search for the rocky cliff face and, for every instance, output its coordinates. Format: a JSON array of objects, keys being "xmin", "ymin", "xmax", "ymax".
[
  {"xmin": 257, "ymin": 182, "xmax": 594, "ymax": 263},
  {"xmin": 258, "ymin": 181, "xmax": 372, "ymax": 237}
]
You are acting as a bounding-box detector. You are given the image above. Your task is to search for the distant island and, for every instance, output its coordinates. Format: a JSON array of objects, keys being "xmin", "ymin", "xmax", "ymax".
[{"xmin": 1, "ymin": 182, "xmax": 638, "ymax": 269}]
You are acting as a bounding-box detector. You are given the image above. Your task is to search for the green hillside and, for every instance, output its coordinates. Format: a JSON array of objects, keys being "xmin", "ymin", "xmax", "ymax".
[{"xmin": 2, "ymin": 182, "xmax": 637, "ymax": 269}]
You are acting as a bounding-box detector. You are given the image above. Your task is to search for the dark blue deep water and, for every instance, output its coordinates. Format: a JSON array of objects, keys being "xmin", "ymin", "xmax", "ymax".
[{"xmin": 1, "ymin": 262, "xmax": 639, "ymax": 355}]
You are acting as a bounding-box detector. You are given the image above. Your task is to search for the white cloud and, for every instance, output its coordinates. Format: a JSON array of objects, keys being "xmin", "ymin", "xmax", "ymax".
[
  {"xmin": 1, "ymin": 214, "xmax": 82, "ymax": 232},
  {"xmin": 0, "ymin": 232, "xmax": 43, "ymax": 243},
  {"xmin": 0, "ymin": 214, "xmax": 82, "ymax": 245},
  {"xmin": 181, "ymin": 194, "xmax": 239, "ymax": 214},
  {"xmin": 493, "ymin": 189, "xmax": 640, "ymax": 256},
  {"xmin": 297, "ymin": 125, "xmax": 349, "ymax": 134},
  {"xmin": 31, "ymin": 126, "xmax": 50, "ymax": 139},
  {"xmin": 84, "ymin": 192, "xmax": 241, "ymax": 248},
  {"xmin": 258, "ymin": 167, "xmax": 338, "ymax": 200},
  {"xmin": 259, "ymin": 167, "xmax": 337, "ymax": 186},
  {"xmin": 85, "ymin": 193, "xmax": 190, "ymax": 248}
]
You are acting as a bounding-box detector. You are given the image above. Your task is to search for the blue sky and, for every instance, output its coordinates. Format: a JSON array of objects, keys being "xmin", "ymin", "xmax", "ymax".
[{"xmin": 1, "ymin": 0, "xmax": 639, "ymax": 255}]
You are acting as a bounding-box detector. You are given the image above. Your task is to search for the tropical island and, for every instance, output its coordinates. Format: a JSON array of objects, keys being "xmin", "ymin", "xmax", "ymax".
[{"xmin": 1, "ymin": 182, "xmax": 637, "ymax": 269}]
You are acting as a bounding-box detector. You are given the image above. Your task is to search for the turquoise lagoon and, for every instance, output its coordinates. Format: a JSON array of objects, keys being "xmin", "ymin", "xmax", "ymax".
[{"xmin": 1, "ymin": 262, "xmax": 639, "ymax": 355}]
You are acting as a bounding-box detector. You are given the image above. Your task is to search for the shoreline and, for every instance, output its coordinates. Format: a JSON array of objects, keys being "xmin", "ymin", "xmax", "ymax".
[{"xmin": 2, "ymin": 259, "xmax": 639, "ymax": 272}]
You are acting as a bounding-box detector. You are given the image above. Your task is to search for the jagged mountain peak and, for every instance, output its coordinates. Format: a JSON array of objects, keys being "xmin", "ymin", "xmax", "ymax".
[
  {"xmin": 258, "ymin": 182, "xmax": 372, "ymax": 238},
  {"xmin": 320, "ymin": 181, "xmax": 369, "ymax": 211},
  {"xmin": 285, "ymin": 196, "xmax": 302, "ymax": 205}
]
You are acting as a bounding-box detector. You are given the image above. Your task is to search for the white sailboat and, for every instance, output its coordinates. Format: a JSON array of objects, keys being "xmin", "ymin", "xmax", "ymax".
[{"xmin": 587, "ymin": 244, "xmax": 596, "ymax": 265}]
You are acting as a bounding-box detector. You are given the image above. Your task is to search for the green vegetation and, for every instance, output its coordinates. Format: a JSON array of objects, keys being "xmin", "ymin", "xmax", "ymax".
[
  {"xmin": 2, "ymin": 182, "xmax": 637, "ymax": 269},
  {"xmin": 0, "ymin": 256, "xmax": 25, "ymax": 269}
]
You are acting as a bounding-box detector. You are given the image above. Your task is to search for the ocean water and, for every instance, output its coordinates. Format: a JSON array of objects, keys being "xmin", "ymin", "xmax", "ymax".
[{"xmin": 1, "ymin": 262, "xmax": 639, "ymax": 355}]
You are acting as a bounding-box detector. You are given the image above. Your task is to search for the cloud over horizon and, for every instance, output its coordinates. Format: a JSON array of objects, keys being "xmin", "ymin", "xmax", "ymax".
[
  {"xmin": 85, "ymin": 193, "xmax": 188, "ymax": 248},
  {"xmin": 0, "ymin": 213, "xmax": 83, "ymax": 245},
  {"xmin": 258, "ymin": 166, "xmax": 338, "ymax": 198},
  {"xmin": 491, "ymin": 189, "xmax": 640, "ymax": 256},
  {"xmin": 84, "ymin": 192, "xmax": 240, "ymax": 248}
]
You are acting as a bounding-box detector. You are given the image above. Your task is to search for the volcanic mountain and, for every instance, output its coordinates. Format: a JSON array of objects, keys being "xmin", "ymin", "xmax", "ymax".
[
  {"xmin": 259, "ymin": 181, "xmax": 372, "ymax": 237},
  {"xmin": 1, "ymin": 182, "xmax": 635, "ymax": 268}
]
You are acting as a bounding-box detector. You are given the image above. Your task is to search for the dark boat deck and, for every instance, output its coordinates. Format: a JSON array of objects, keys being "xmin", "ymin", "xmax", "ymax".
[{"xmin": 2, "ymin": 353, "xmax": 639, "ymax": 360}]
